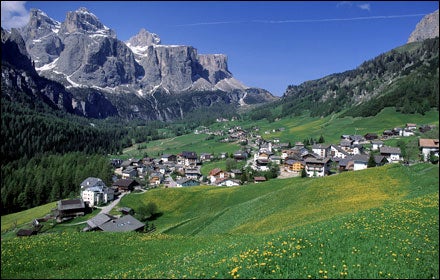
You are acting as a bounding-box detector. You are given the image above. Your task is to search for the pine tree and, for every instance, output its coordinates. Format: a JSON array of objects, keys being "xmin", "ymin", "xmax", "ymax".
[{"xmin": 367, "ymin": 154, "xmax": 376, "ymax": 168}]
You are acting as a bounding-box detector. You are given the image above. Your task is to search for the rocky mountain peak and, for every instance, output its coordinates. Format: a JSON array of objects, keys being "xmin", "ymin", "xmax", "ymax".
[
  {"xmin": 20, "ymin": 9, "xmax": 61, "ymax": 41},
  {"xmin": 28, "ymin": 8, "xmax": 61, "ymax": 30},
  {"xmin": 60, "ymin": 7, "xmax": 115, "ymax": 37},
  {"xmin": 407, "ymin": 9, "xmax": 439, "ymax": 43},
  {"xmin": 126, "ymin": 28, "xmax": 161, "ymax": 47}
]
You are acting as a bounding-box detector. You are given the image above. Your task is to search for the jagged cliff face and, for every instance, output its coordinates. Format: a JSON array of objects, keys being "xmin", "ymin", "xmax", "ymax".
[
  {"xmin": 408, "ymin": 9, "xmax": 439, "ymax": 43},
  {"xmin": 1, "ymin": 27, "xmax": 118, "ymax": 118},
  {"xmin": 10, "ymin": 7, "xmax": 277, "ymax": 120}
]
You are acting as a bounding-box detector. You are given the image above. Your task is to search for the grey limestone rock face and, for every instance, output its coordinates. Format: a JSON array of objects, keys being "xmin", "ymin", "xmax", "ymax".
[
  {"xmin": 126, "ymin": 28, "xmax": 161, "ymax": 47},
  {"xmin": 11, "ymin": 6, "xmax": 278, "ymax": 120},
  {"xmin": 19, "ymin": 9, "xmax": 63, "ymax": 68},
  {"xmin": 407, "ymin": 9, "xmax": 439, "ymax": 43}
]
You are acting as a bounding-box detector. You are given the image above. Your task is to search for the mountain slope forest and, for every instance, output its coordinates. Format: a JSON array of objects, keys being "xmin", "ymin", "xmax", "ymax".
[{"xmin": 256, "ymin": 37, "xmax": 439, "ymax": 120}]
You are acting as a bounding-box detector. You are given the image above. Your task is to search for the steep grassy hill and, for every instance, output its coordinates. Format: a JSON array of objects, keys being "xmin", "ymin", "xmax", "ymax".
[{"xmin": 2, "ymin": 163, "xmax": 438, "ymax": 279}]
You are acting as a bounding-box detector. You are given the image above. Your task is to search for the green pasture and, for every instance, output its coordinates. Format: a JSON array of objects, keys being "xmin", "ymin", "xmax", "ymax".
[
  {"xmin": 114, "ymin": 132, "xmax": 242, "ymax": 160},
  {"xmin": 115, "ymin": 108, "xmax": 438, "ymax": 161},
  {"xmin": 240, "ymin": 107, "xmax": 439, "ymax": 144},
  {"xmin": 1, "ymin": 164, "xmax": 438, "ymax": 279},
  {"xmin": 118, "ymin": 164, "xmax": 438, "ymax": 236}
]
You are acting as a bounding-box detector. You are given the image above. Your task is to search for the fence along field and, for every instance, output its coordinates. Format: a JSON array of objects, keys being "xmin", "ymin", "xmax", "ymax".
[{"xmin": 1, "ymin": 163, "xmax": 438, "ymax": 279}]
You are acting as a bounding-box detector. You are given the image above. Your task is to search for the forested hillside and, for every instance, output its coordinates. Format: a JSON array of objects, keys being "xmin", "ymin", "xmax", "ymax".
[{"xmin": 279, "ymin": 37, "xmax": 439, "ymax": 118}]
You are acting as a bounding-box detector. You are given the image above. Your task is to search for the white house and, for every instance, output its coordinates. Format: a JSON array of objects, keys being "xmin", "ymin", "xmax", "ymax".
[
  {"xmin": 419, "ymin": 138, "xmax": 439, "ymax": 161},
  {"xmin": 80, "ymin": 177, "xmax": 114, "ymax": 207},
  {"xmin": 371, "ymin": 140, "xmax": 384, "ymax": 151},
  {"xmin": 329, "ymin": 145, "xmax": 348, "ymax": 159},
  {"xmin": 215, "ymin": 178, "xmax": 241, "ymax": 187},
  {"xmin": 304, "ymin": 157, "xmax": 332, "ymax": 177},
  {"xmin": 352, "ymin": 154, "xmax": 369, "ymax": 171},
  {"xmin": 380, "ymin": 146, "xmax": 402, "ymax": 163},
  {"xmin": 312, "ymin": 144, "xmax": 330, "ymax": 158}
]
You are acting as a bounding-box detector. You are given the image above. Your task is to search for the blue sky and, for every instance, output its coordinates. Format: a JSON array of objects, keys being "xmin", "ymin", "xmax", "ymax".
[{"xmin": 1, "ymin": 1, "xmax": 438, "ymax": 96}]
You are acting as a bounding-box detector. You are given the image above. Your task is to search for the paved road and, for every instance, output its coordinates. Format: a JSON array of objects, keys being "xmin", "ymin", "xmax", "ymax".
[{"xmin": 97, "ymin": 192, "xmax": 127, "ymax": 214}]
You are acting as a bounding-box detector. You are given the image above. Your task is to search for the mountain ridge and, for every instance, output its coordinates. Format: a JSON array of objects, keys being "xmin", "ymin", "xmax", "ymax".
[{"xmin": 2, "ymin": 7, "xmax": 278, "ymax": 121}]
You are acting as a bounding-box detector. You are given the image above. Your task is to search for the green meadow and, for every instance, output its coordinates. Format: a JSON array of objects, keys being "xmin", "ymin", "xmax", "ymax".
[
  {"xmin": 112, "ymin": 108, "xmax": 439, "ymax": 160},
  {"xmin": 2, "ymin": 163, "xmax": 438, "ymax": 279}
]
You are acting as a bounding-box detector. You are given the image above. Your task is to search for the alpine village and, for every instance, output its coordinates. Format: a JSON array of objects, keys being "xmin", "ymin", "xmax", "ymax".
[{"xmin": 1, "ymin": 4, "xmax": 439, "ymax": 279}]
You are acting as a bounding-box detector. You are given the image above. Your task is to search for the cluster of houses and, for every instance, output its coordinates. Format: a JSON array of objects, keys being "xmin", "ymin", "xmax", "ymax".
[
  {"xmin": 48, "ymin": 176, "xmax": 147, "ymax": 233},
  {"xmin": 27, "ymin": 122, "xmax": 435, "ymax": 236},
  {"xmin": 108, "ymin": 123, "xmax": 439, "ymax": 190}
]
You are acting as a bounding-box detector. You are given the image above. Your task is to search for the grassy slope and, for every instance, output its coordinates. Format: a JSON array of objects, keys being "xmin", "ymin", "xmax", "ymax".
[
  {"xmin": 117, "ymin": 164, "xmax": 430, "ymax": 236},
  {"xmin": 113, "ymin": 108, "xmax": 439, "ymax": 161},
  {"xmin": 1, "ymin": 163, "xmax": 438, "ymax": 279}
]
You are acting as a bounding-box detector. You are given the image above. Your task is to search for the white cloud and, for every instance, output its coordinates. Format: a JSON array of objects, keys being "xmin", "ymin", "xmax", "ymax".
[
  {"xmin": 1, "ymin": 1, "xmax": 30, "ymax": 30},
  {"xmin": 358, "ymin": 3, "xmax": 371, "ymax": 11},
  {"xmin": 336, "ymin": 2, "xmax": 353, "ymax": 8}
]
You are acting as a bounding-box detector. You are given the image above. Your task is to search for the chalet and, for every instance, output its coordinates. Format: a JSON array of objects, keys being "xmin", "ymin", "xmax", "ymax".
[
  {"xmin": 200, "ymin": 153, "xmax": 213, "ymax": 162},
  {"xmin": 352, "ymin": 154, "xmax": 369, "ymax": 171},
  {"xmin": 312, "ymin": 144, "xmax": 330, "ymax": 158},
  {"xmin": 154, "ymin": 164, "xmax": 169, "ymax": 174},
  {"xmin": 209, "ymin": 168, "xmax": 229, "ymax": 184},
  {"xmin": 401, "ymin": 129, "xmax": 415, "ymax": 137},
  {"xmin": 81, "ymin": 178, "xmax": 114, "ymax": 207},
  {"xmin": 371, "ymin": 140, "xmax": 384, "ymax": 151},
  {"xmin": 122, "ymin": 167, "xmax": 137, "ymax": 179},
  {"xmin": 121, "ymin": 158, "xmax": 141, "ymax": 168},
  {"xmin": 81, "ymin": 177, "xmax": 106, "ymax": 190},
  {"xmin": 269, "ymin": 155, "xmax": 282, "ymax": 165},
  {"xmin": 350, "ymin": 135, "xmax": 365, "ymax": 145},
  {"xmin": 259, "ymin": 142, "xmax": 272, "ymax": 154},
  {"xmin": 255, "ymin": 158, "xmax": 270, "ymax": 171},
  {"xmin": 215, "ymin": 178, "xmax": 241, "ymax": 187},
  {"xmin": 364, "ymin": 133, "xmax": 378, "ymax": 141},
  {"xmin": 55, "ymin": 198, "xmax": 87, "ymax": 221},
  {"xmin": 374, "ymin": 155, "xmax": 389, "ymax": 166},
  {"xmin": 233, "ymin": 150, "xmax": 248, "ymax": 161},
  {"xmin": 256, "ymin": 151, "xmax": 272, "ymax": 161},
  {"xmin": 149, "ymin": 173, "xmax": 163, "ymax": 186},
  {"xmin": 185, "ymin": 167, "xmax": 202, "ymax": 180},
  {"xmin": 419, "ymin": 125, "xmax": 435, "ymax": 133},
  {"xmin": 419, "ymin": 138, "xmax": 439, "ymax": 162},
  {"xmin": 161, "ymin": 154, "xmax": 177, "ymax": 163},
  {"xmin": 85, "ymin": 213, "xmax": 114, "ymax": 231},
  {"xmin": 253, "ymin": 176, "xmax": 267, "ymax": 183},
  {"xmin": 406, "ymin": 123, "xmax": 417, "ymax": 130},
  {"xmin": 283, "ymin": 159, "xmax": 304, "ymax": 176},
  {"xmin": 98, "ymin": 215, "xmax": 144, "ymax": 232},
  {"xmin": 304, "ymin": 157, "xmax": 332, "ymax": 177},
  {"xmin": 341, "ymin": 143, "xmax": 363, "ymax": 155},
  {"xmin": 329, "ymin": 144, "xmax": 348, "ymax": 159},
  {"xmin": 339, "ymin": 139, "xmax": 352, "ymax": 148},
  {"xmin": 229, "ymin": 169, "xmax": 243, "ymax": 178},
  {"xmin": 163, "ymin": 177, "xmax": 177, "ymax": 188},
  {"xmin": 176, "ymin": 178, "xmax": 200, "ymax": 187},
  {"xmin": 272, "ymin": 142, "xmax": 289, "ymax": 152},
  {"xmin": 380, "ymin": 146, "xmax": 402, "ymax": 163},
  {"xmin": 338, "ymin": 158, "xmax": 352, "ymax": 172},
  {"xmin": 382, "ymin": 130, "xmax": 395, "ymax": 137},
  {"xmin": 393, "ymin": 127, "xmax": 403, "ymax": 136},
  {"xmin": 111, "ymin": 159, "xmax": 123, "ymax": 168},
  {"xmin": 112, "ymin": 178, "xmax": 138, "ymax": 192},
  {"xmin": 178, "ymin": 151, "xmax": 198, "ymax": 166}
]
